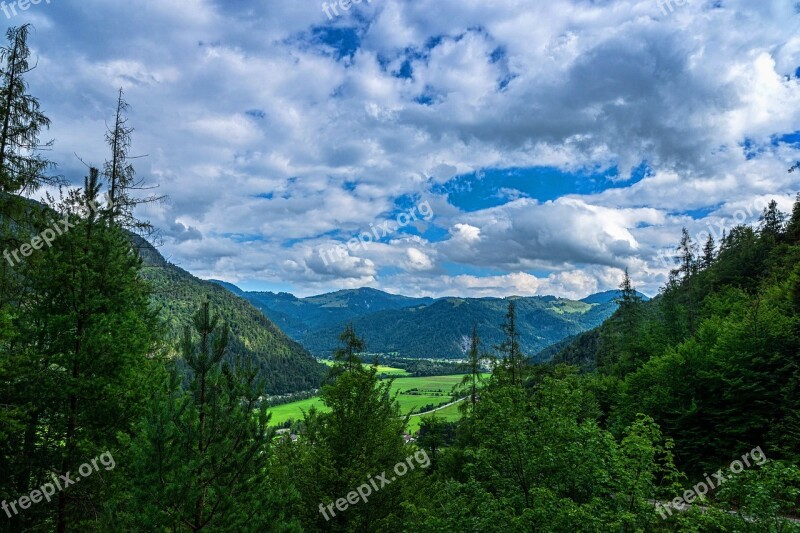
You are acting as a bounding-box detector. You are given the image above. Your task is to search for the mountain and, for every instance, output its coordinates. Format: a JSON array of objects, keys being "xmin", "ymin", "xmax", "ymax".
[
  {"xmin": 210, "ymin": 283, "xmax": 621, "ymax": 360},
  {"xmin": 220, "ymin": 286, "xmax": 435, "ymax": 339},
  {"xmin": 135, "ymin": 238, "xmax": 326, "ymax": 394},
  {"xmin": 580, "ymin": 289, "xmax": 650, "ymax": 305}
]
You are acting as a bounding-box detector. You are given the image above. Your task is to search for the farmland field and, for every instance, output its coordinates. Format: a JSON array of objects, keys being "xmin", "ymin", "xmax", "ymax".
[
  {"xmin": 318, "ymin": 359, "xmax": 410, "ymax": 376},
  {"xmin": 268, "ymin": 373, "xmax": 489, "ymax": 428}
]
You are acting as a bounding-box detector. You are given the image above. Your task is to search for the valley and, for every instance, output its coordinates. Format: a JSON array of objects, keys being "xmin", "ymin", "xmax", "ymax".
[{"xmin": 268, "ymin": 368, "xmax": 491, "ymax": 433}]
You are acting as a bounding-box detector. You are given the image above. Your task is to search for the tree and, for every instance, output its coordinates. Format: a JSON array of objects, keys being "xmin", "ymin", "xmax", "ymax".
[
  {"xmin": 0, "ymin": 24, "xmax": 54, "ymax": 308},
  {"xmin": 128, "ymin": 300, "xmax": 275, "ymax": 531},
  {"xmin": 495, "ymin": 301, "xmax": 525, "ymax": 386},
  {"xmin": 458, "ymin": 324, "xmax": 484, "ymax": 414},
  {"xmin": 786, "ymin": 193, "xmax": 800, "ymax": 243},
  {"xmin": 701, "ymin": 234, "xmax": 716, "ymax": 269},
  {"xmin": 103, "ymin": 88, "xmax": 162, "ymax": 234},
  {"xmin": 2, "ymin": 169, "xmax": 161, "ymax": 531},
  {"xmin": 333, "ymin": 323, "xmax": 365, "ymax": 373},
  {"xmin": 0, "ymin": 24, "xmax": 53, "ymax": 198},
  {"xmin": 608, "ymin": 269, "xmax": 646, "ymax": 374},
  {"xmin": 758, "ymin": 199, "xmax": 786, "ymax": 240},
  {"xmin": 672, "ymin": 228, "xmax": 698, "ymax": 281},
  {"xmin": 290, "ymin": 327, "xmax": 409, "ymax": 531}
]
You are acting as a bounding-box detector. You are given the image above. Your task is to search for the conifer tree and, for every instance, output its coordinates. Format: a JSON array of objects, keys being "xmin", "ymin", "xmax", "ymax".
[
  {"xmin": 103, "ymin": 88, "xmax": 162, "ymax": 235},
  {"xmin": 701, "ymin": 234, "xmax": 716, "ymax": 269},
  {"xmin": 496, "ymin": 300, "xmax": 525, "ymax": 386},
  {"xmin": 128, "ymin": 300, "xmax": 274, "ymax": 531},
  {"xmin": 4, "ymin": 169, "xmax": 161, "ymax": 531},
  {"xmin": 0, "ymin": 24, "xmax": 52, "ymax": 198},
  {"xmin": 333, "ymin": 323, "xmax": 365, "ymax": 373},
  {"xmin": 292, "ymin": 326, "xmax": 408, "ymax": 531},
  {"xmin": 758, "ymin": 199, "xmax": 786, "ymax": 240},
  {"xmin": 458, "ymin": 324, "xmax": 484, "ymax": 413},
  {"xmin": 786, "ymin": 193, "xmax": 800, "ymax": 243}
]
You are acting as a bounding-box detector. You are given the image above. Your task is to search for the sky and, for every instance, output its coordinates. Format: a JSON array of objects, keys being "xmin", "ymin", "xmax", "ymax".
[{"xmin": 10, "ymin": 0, "xmax": 800, "ymax": 299}]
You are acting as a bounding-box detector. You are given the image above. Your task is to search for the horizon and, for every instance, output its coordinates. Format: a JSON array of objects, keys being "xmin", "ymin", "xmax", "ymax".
[{"xmin": 208, "ymin": 278, "xmax": 653, "ymax": 301}]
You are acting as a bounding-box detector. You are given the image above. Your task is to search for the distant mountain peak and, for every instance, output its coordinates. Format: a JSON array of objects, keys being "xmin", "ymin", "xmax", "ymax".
[{"xmin": 581, "ymin": 290, "xmax": 650, "ymax": 305}]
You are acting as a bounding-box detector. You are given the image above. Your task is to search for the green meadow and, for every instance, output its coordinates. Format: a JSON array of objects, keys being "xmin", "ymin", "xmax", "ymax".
[{"xmin": 268, "ymin": 373, "xmax": 489, "ymax": 429}]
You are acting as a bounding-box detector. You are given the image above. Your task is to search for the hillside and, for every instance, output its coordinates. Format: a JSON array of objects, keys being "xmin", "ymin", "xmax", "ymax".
[
  {"xmin": 211, "ymin": 284, "xmax": 620, "ymax": 359},
  {"xmin": 135, "ymin": 237, "xmax": 326, "ymax": 394},
  {"xmin": 548, "ymin": 199, "xmax": 800, "ymax": 472}
]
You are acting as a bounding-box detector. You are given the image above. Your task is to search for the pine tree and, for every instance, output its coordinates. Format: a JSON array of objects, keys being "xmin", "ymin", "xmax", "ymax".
[
  {"xmin": 786, "ymin": 193, "xmax": 800, "ymax": 243},
  {"xmin": 496, "ymin": 300, "xmax": 525, "ymax": 386},
  {"xmin": 0, "ymin": 24, "xmax": 53, "ymax": 198},
  {"xmin": 758, "ymin": 199, "xmax": 786, "ymax": 240},
  {"xmin": 103, "ymin": 88, "xmax": 162, "ymax": 235},
  {"xmin": 458, "ymin": 324, "xmax": 484, "ymax": 414},
  {"xmin": 333, "ymin": 323, "xmax": 365, "ymax": 373},
  {"xmin": 128, "ymin": 300, "xmax": 274, "ymax": 531},
  {"xmin": 702, "ymin": 234, "xmax": 716, "ymax": 269}
]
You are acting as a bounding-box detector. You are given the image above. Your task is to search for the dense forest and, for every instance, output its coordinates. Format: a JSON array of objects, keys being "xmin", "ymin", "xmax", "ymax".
[
  {"xmin": 1, "ymin": 25, "xmax": 799, "ymax": 532},
  {"xmin": 237, "ymin": 285, "xmax": 621, "ymax": 359},
  {"xmin": 137, "ymin": 236, "xmax": 326, "ymax": 394}
]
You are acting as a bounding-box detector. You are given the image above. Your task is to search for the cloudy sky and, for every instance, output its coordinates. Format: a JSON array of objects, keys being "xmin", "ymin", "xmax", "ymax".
[{"xmin": 13, "ymin": 0, "xmax": 800, "ymax": 298}]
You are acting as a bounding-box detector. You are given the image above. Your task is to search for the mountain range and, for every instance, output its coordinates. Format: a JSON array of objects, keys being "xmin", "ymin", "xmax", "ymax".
[{"xmin": 208, "ymin": 283, "xmax": 647, "ymax": 360}]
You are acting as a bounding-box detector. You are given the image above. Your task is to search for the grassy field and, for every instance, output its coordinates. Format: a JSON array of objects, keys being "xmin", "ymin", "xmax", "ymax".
[
  {"xmin": 318, "ymin": 359, "xmax": 410, "ymax": 376},
  {"xmin": 407, "ymin": 401, "xmax": 464, "ymax": 433},
  {"xmin": 269, "ymin": 373, "xmax": 489, "ymax": 430}
]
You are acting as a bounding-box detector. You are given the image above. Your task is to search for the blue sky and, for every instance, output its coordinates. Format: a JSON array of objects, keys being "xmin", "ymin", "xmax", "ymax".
[{"xmin": 12, "ymin": 0, "xmax": 800, "ymax": 298}]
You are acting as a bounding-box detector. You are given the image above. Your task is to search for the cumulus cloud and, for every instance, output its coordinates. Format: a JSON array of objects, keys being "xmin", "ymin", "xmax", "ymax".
[{"xmin": 16, "ymin": 0, "xmax": 800, "ymax": 299}]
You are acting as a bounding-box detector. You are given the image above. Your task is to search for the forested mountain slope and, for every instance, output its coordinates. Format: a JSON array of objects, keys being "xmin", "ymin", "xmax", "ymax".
[
  {"xmin": 551, "ymin": 197, "xmax": 800, "ymax": 472},
  {"xmin": 135, "ymin": 237, "xmax": 326, "ymax": 394},
  {"xmin": 213, "ymin": 284, "xmax": 628, "ymax": 359}
]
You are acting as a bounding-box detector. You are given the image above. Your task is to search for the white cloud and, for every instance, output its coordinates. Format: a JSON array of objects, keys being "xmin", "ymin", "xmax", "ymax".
[{"xmin": 17, "ymin": 0, "xmax": 800, "ymax": 299}]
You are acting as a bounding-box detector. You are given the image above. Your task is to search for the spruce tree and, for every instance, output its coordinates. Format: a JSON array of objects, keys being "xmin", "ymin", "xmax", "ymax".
[
  {"xmin": 0, "ymin": 24, "xmax": 53, "ymax": 198},
  {"xmin": 333, "ymin": 323, "xmax": 364, "ymax": 373},
  {"xmin": 702, "ymin": 234, "xmax": 716, "ymax": 269},
  {"xmin": 458, "ymin": 324, "xmax": 484, "ymax": 413},
  {"xmin": 758, "ymin": 199, "xmax": 786, "ymax": 240},
  {"xmin": 495, "ymin": 300, "xmax": 525, "ymax": 386},
  {"xmin": 3, "ymin": 169, "xmax": 161, "ymax": 531},
  {"xmin": 103, "ymin": 88, "xmax": 162, "ymax": 235},
  {"xmin": 786, "ymin": 193, "xmax": 800, "ymax": 243},
  {"xmin": 291, "ymin": 325, "xmax": 408, "ymax": 531},
  {"xmin": 128, "ymin": 300, "xmax": 274, "ymax": 531}
]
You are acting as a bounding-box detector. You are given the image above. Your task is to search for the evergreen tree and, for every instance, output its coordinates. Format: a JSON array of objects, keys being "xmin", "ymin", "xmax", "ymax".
[
  {"xmin": 758, "ymin": 199, "xmax": 786, "ymax": 240},
  {"xmin": 786, "ymin": 193, "xmax": 800, "ymax": 243},
  {"xmin": 127, "ymin": 300, "xmax": 275, "ymax": 531},
  {"xmin": 496, "ymin": 301, "xmax": 525, "ymax": 386},
  {"xmin": 1, "ymin": 169, "xmax": 161, "ymax": 531},
  {"xmin": 290, "ymin": 329, "xmax": 408, "ymax": 531},
  {"xmin": 701, "ymin": 234, "xmax": 716, "ymax": 269},
  {"xmin": 458, "ymin": 324, "xmax": 483, "ymax": 413},
  {"xmin": 103, "ymin": 88, "xmax": 162, "ymax": 235},
  {"xmin": 333, "ymin": 323, "xmax": 364, "ymax": 373},
  {"xmin": 0, "ymin": 24, "xmax": 53, "ymax": 198},
  {"xmin": 672, "ymin": 228, "xmax": 698, "ymax": 281}
]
